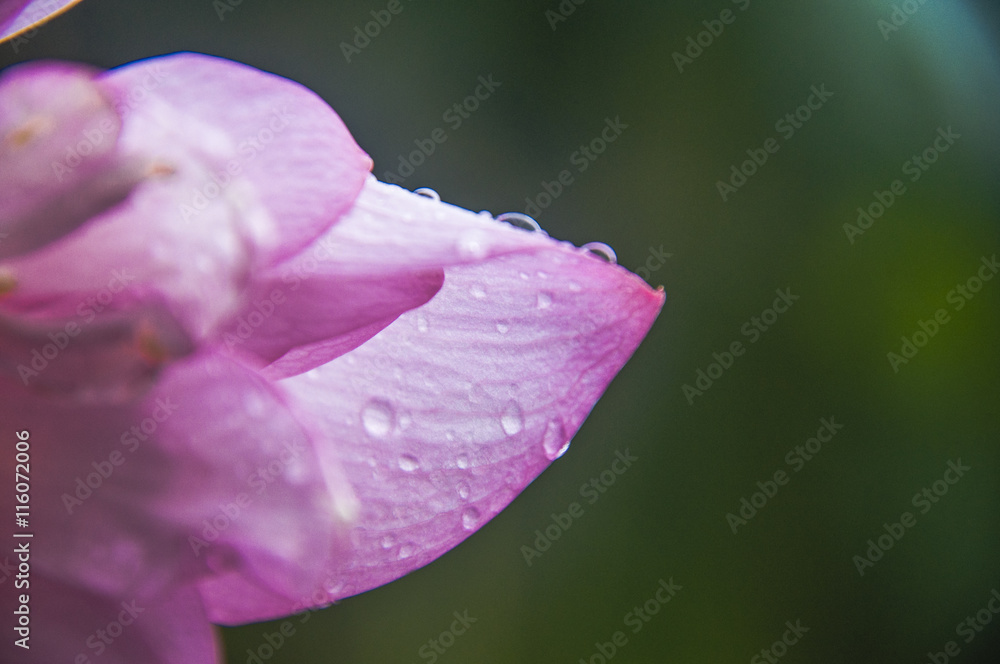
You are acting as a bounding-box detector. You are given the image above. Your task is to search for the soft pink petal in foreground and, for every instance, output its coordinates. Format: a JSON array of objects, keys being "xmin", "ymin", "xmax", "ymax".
[
  {"xmin": 0, "ymin": 352, "xmax": 351, "ymax": 620},
  {"xmin": 4, "ymin": 53, "xmax": 373, "ymax": 343},
  {"xmin": 3, "ymin": 65, "xmax": 273, "ymax": 340},
  {"xmin": 145, "ymin": 353, "xmax": 358, "ymax": 619},
  {"xmin": 267, "ymin": 185, "xmax": 663, "ymax": 611},
  {"xmin": 102, "ymin": 53, "xmax": 372, "ymax": 264},
  {"xmin": 0, "ymin": 62, "xmax": 145, "ymax": 259},
  {"xmin": 0, "ymin": 294, "xmax": 194, "ymax": 401},
  {"xmin": 0, "ymin": 0, "xmax": 85, "ymax": 42},
  {"xmin": 0, "ymin": 575, "xmax": 220, "ymax": 664}
]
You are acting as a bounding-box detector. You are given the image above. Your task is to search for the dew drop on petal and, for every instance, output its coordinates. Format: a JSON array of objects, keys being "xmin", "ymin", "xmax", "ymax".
[
  {"xmin": 496, "ymin": 322, "xmax": 510, "ymax": 334},
  {"xmin": 361, "ymin": 399, "xmax": 394, "ymax": 438},
  {"xmin": 398, "ymin": 543, "xmax": 416, "ymax": 560},
  {"xmin": 536, "ymin": 292, "xmax": 553, "ymax": 309},
  {"xmin": 542, "ymin": 417, "xmax": 570, "ymax": 460},
  {"xmin": 457, "ymin": 231, "xmax": 489, "ymax": 260},
  {"xmin": 470, "ymin": 284, "xmax": 487, "ymax": 299},
  {"xmin": 414, "ymin": 187, "xmax": 440, "ymax": 201},
  {"xmin": 496, "ymin": 212, "xmax": 546, "ymax": 234},
  {"xmin": 457, "ymin": 481, "xmax": 471, "ymax": 500},
  {"xmin": 461, "ymin": 507, "xmax": 480, "ymax": 531},
  {"xmin": 568, "ymin": 281, "xmax": 582, "ymax": 292},
  {"xmin": 416, "ymin": 314, "xmax": 429, "ymax": 333},
  {"xmin": 581, "ymin": 241, "xmax": 618, "ymax": 264},
  {"xmin": 398, "ymin": 454, "xmax": 420, "ymax": 472},
  {"xmin": 456, "ymin": 453, "xmax": 469, "ymax": 469},
  {"xmin": 500, "ymin": 400, "xmax": 525, "ymax": 436},
  {"xmin": 380, "ymin": 534, "xmax": 396, "ymax": 549}
]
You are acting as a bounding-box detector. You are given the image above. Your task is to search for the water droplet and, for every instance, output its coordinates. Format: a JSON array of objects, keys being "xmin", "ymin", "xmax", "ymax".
[
  {"xmin": 500, "ymin": 400, "xmax": 524, "ymax": 436},
  {"xmin": 361, "ymin": 399, "xmax": 394, "ymax": 438},
  {"xmin": 496, "ymin": 322, "xmax": 510, "ymax": 334},
  {"xmin": 380, "ymin": 534, "xmax": 396, "ymax": 549},
  {"xmin": 324, "ymin": 579, "xmax": 345, "ymax": 596},
  {"xmin": 519, "ymin": 271, "xmax": 530, "ymax": 280},
  {"xmin": 414, "ymin": 187, "xmax": 440, "ymax": 201},
  {"xmin": 536, "ymin": 292, "xmax": 553, "ymax": 309},
  {"xmin": 398, "ymin": 454, "xmax": 420, "ymax": 472},
  {"xmin": 470, "ymin": 284, "xmax": 486, "ymax": 299},
  {"xmin": 457, "ymin": 481, "xmax": 471, "ymax": 500},
  {"xmin": 536, "ymin": 271, "xmax": 549, "ymax": 279},
  {"xmin": 457, "ymin": 231, "xmax": 489, "ymax": 260},
  {"xmin": 461, "ymin": 507, "xmax": 480, "ymax": 531},
  {"xmin": 416, "ymin": 314, "xmax": 429, "ymax": 332},
  {"xmin": 398, "ymin": 411, "xmax": 412, "ymax": 430},
  {"xmin": 496, "ymin": 212, "xmax": 546, "ymax": 234},
  {"xmin": 542, "ymin": 418, "xmax": 570, "ymax": 460},
  {"xmin": 398, "ymin": 543, "xmax": 415, "ymax": 560},
  {"xmin": 456, "ymin": 453, "xmax": 469, "ymax": 469},
  {"xmin": 568, "ymin": 281, "xmax": 582, "ymax": 292},
  {"xmin": 581, "ymin": 242, "xmax": 618, "ymax": 264}
]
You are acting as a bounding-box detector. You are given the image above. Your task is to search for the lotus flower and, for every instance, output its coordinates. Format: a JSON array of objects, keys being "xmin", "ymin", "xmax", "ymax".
[
  {"xmin": 0, "ymin": 0, "xmax": 85, "ymax": 42},
  {"xmin": 0, "ymin": 52, "xmax": 663, "ymax": 663}
]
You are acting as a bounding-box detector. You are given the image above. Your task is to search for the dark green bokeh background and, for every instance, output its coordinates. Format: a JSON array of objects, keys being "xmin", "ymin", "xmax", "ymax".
[{"xmin": 5, "ymin": 0, "xmax": 999, "ymax": 662}]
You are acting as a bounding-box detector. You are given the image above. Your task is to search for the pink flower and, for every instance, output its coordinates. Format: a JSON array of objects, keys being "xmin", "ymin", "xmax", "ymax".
[
  {"xmin": 0, "ymin": 0, "xmax": 86, "ymax": 41},
  {"xmin": 0, "ymin": 53, "xmax": 663, "ymax": 662}
]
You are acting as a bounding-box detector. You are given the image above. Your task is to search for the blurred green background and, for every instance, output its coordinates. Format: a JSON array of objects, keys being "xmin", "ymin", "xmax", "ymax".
[{"xmin": 4, "ymin": 0, "xmax": 999, "ymax": 662}]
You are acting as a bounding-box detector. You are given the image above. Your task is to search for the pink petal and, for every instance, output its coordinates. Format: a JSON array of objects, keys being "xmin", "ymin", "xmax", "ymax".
[
  {"xmin": 0, "ymin": 292, "xmax": 194, "ymax": 402},
  {"xmin": 3, "ymin": 65, "xmax": 274, "ymax": 340},
  {"xmin": 245, "ymin": 179, "xmax": 564, "ymax": 378},
  {"xmin": 278, "ymin": 188, "xmax": 663, "ymax": 602},
  {"xmin": 0, "ymin": 0, "xmax": 85, "ymax": 41},
  {"xmin": 233, "ymin": 267, "xmax": 444, "ymax": 377},
  {"xmin": 0, "ymin": 574, "xmax": 221, "ymax": 664},
  {"xmin": 101, "ymin": 52, "xmax": 372, "ymax": 265},
  {"xmin": 0, "ymin": 62, "xmax": 145, "ymax": 259},
  {"xmin": 0, "ymin": 352, "xmax": 352, "ymax": 620},
  {"xmin": 144, "ymin": 353, "xmax": 357, "ymax": 623}
]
